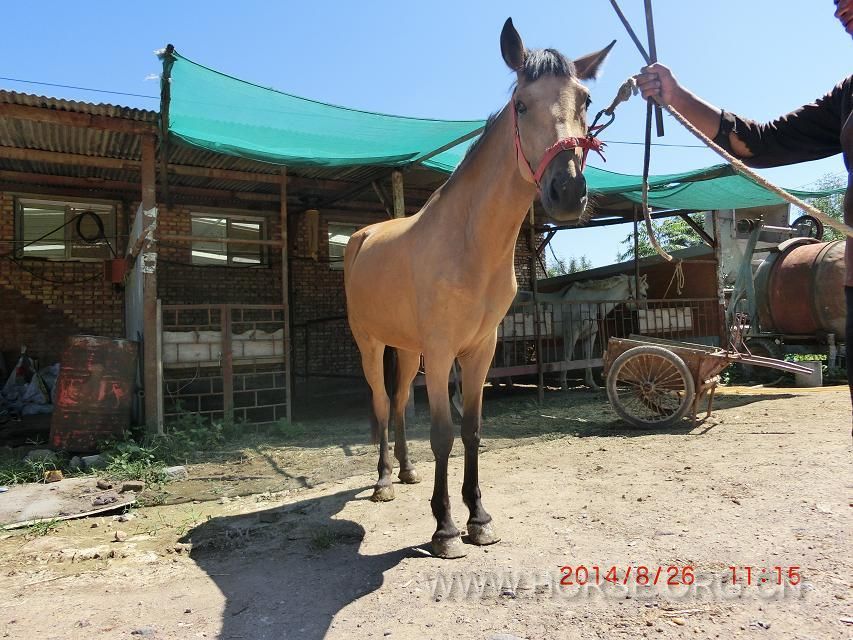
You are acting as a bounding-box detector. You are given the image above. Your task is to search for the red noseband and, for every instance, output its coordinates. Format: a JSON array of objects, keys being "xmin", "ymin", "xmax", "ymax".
[{"xmin": 511, "ymin": 95, "xmax": 607, "ymax": 190}]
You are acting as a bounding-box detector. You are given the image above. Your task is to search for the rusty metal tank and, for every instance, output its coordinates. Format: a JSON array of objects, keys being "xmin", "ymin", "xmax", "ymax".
[
  {"xmin": 753, "ymin": 239, "xmax": 846, "ymax": 336},
  {"xmin": 49, "ymin": 335, "xmax": 138, "ymax": 452}
]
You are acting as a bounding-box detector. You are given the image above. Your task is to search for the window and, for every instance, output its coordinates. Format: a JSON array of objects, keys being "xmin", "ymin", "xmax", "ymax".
[
  {"xmin": 191, "ymin": 213, "xmax": 266, "ymax": 266},
  {"xmin": 16, "ymin": 198, "xmax": 117, "ymax": 260},
  {"xmin": 327, "ymin": 222, "xmax": 360, "ymax": 271}
]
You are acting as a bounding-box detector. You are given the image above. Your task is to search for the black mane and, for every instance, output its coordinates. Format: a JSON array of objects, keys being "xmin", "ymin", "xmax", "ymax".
[{"xmin": 519, "ymin": 48, "xmax": 574, "ymax": 82}]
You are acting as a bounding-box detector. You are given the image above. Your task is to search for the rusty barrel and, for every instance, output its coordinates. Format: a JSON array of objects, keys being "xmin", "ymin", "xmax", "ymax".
[
  {"xmin": 49, "ymin": 335, "xmax": 138, "ymax": 452},
  {"xmin": 754, "ymin": 239, "xmax": 846, "ymax": 336}
]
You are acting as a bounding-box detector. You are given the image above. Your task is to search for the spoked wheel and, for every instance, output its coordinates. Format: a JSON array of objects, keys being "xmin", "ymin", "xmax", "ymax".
[{"xmin": 606, "ymin": 345, "xmax": 696, "ymax": 429}]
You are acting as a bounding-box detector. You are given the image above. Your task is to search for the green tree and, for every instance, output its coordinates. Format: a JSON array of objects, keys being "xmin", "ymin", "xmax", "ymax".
[
  {"xmin": 798, "ymin": 172, "xmax": 845, "ymax": 241},
  {"xmin": 546, "ymin": 252, "xmax": 592, "ymax": 277},
  {"xmin": 617, "ymin": 213, "xmax": 705, "ymax": 262}
]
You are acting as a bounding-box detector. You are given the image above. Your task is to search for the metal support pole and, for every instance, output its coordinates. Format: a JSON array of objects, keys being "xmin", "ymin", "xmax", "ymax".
[
  {"xmin": 221, "ymin": 305, "xmax": 234, "ymax": 426},
  {"xmin": 280, "ymin": 169, "xmax": 293, "ymax": 423},
  {"xmin": 711, "ymin": 211, "xmax": 729, "ymax": 348},
  {"xmin": 633, "ymin": 203, "xmax": 642, "ymax": 301},
  {"xmin": 529, "ymin": 205, "xmax": 544, "ymax": 404}
]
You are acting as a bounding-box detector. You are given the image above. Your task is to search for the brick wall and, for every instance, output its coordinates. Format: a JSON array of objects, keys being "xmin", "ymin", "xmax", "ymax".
[
  {"xmin": 0, "ymin": 191, "xmax": 127, "ymax": 367},
  {"xmin": 0, "ymin": 190, "xmax": 541, "ymax": 391},
  {"xmin": 157, "ymin": 204, "xmax": 283, "ymax": 306}
]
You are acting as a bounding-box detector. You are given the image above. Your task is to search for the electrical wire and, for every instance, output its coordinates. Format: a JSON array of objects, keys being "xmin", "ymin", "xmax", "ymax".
[{"xmin": 0, "ymin": 76, "xmax": 158, "ymax": 100}]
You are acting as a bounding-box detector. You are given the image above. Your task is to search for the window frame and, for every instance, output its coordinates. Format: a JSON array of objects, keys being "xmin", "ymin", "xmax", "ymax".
[
  {"xmin": 327, "ymin": 221, "xmax": 361, "ymax": 271},
  {"xmin": 14, "ymin": 195, "xmax": 119, "ymax": 262},
  {"xmin": 189, "ymin": 210, "xmax": 269, "ymax": 267}
]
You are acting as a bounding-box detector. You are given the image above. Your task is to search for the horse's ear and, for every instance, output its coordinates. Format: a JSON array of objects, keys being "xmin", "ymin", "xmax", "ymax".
[
  {"xmin": 500, "ymin": 18, "xmax": 526, "ymax": 72},
  {"xmin": 573, "ymin": 39, "xmax": 616, "ymax": 80}
]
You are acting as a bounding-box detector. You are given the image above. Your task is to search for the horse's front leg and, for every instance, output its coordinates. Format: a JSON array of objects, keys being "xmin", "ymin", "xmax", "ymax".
[
  {"xmin": 424, "ymin": 349, "xmax": 465, "ymax": 558},
  {"xmin": 459, "ymin": 333, "xmax": 500, "ymax": 546}
]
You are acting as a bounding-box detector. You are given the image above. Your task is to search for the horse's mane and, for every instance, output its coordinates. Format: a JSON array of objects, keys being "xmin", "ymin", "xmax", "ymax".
[
  {"xmin": 519, "ymin": 48, "xmax": 574, "ymax": 83},
  {"xmin": 568, "ymin": 274, "xmax": 628, "ymax": 291}
]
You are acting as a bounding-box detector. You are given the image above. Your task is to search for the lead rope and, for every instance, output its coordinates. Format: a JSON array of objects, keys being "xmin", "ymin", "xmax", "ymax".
[
  {"xmin": 594, "ymin": 78, "xmax": 681, "ymax": 265},
  {"xmin": 655, "ymin": 98, "xmax": 853, "ymax": 239}
]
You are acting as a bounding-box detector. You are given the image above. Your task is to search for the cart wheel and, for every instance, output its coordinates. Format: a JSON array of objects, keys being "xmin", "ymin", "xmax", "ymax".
[{"xmin": 606, "ymin": 345, "xmax": 696, "ymax": 429}]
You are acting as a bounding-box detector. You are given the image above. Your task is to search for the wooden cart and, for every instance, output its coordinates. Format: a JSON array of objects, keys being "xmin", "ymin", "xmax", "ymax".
[{"xmin": 603, "ymin": 335, "xmax": 814, "ymax": 428}]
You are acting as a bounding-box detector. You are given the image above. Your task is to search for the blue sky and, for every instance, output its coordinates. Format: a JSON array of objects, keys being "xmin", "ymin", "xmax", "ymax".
[{"xmin": 2, "ymin": 1, "xmax": 850, "ymax": 266}]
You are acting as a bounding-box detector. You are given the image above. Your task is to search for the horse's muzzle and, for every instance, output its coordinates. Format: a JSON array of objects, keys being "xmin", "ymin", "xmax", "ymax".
[{"xmin": 540, "ymin": 161, "xmax": 588, "ymax": 223}]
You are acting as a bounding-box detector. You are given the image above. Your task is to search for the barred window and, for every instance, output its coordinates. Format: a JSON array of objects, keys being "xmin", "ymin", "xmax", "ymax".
[
  {"xmin": 17, "ymin": 198, "xmax": 117, "ymax": 260},
  {"xmin": 190, "ymin": 213, "xmax": 266, "ymax": 266},
  {"xmin": 327, "ymin": 222, "xmax": 360, "ymax": 271}
]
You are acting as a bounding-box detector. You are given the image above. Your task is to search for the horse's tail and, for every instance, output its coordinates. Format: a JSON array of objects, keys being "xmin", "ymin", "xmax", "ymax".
[{"xmin": 369, "ymin": 346, "xmax": 397, "ymax": 444}]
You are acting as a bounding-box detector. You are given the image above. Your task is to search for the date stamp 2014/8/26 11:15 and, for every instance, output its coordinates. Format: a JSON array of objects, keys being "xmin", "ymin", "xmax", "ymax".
[{"xmin": 559, "ymin": 565, "xmax": 802, "ymax": 587}]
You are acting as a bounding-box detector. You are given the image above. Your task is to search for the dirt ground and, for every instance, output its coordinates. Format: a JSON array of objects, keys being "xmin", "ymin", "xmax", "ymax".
[{"xmin": 0, "ymin": 383, "xmax": 851, "ymax": 640}]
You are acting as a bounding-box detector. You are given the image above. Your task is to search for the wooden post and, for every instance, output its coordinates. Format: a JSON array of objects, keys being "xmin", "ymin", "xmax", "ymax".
[
  {"xmin": 158, "ymin": 44, "xmax": 175, "ymax": 208},
  {"xmin": 529, "ymin": 205, "xmax": 544, "ymax": 404},
  {"xmin": 391, "ymin": 169, "xmax": 415, "ymax": 418},
  {"xmin": 280, "ymin": 169, "xmax": 293, "ymax": 423},
  {"xmin": 391, "ymin": 170, "xmax": 405, "ymax": 219},
  {"xmin": 155, "ymin": 299, "xmax": 164, "ymax": 432},
  {"xmin": 140, "ymin": 134, "xmax": 162, "ymax": 434}
]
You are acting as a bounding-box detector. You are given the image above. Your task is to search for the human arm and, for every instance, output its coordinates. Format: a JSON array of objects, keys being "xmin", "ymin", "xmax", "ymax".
[{"xmin": 635, "ymin": 63, "xmax": 847, "ymax": 168}]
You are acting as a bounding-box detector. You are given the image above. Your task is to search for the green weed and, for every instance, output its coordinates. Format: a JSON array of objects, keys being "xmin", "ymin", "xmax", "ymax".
[
  {"xmin": 308, "ymin": 528, "xmax": 339, "ymax": 551},
  {"xmin": 26, "ymin": 518, "xmax": 62, "ymax": 537}
]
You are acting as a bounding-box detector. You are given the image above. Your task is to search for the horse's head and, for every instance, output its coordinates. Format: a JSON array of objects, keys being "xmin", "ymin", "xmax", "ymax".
[
  {"xmin": 625, "ymin": 273, "xmax": 649, "ymax": 308},
  {"xmin": 501, "ymin": 18, "xmax": 614, "ymax": 224}
]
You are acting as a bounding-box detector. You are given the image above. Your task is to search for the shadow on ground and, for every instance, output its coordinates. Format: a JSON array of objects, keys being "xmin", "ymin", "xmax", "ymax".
[{"xmin": 180, "ymin": 485, "xmax": 413, "ymax": 640}]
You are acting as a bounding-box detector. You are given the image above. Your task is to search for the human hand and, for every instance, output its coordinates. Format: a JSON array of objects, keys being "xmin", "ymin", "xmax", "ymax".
[{"xmin": 634, "ymin": 63, "xmax": 680, "ymax": 105}]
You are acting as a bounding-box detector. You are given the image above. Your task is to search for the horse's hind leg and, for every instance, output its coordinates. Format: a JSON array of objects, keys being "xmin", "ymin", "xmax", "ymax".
[
  {"xmin": 459, "ymin": 333, "xmax": 500, "ymax": 546},
  {"xmin": 584, "ymin": 330, "xmax": 600, "ymax": 390},
  {"xmin": 392, "ymin": 348, "xmax": 421, "ymax": 484},
  {"xmin": 356, "ymin": 335, "xmax": 395, "ymax": 502}
]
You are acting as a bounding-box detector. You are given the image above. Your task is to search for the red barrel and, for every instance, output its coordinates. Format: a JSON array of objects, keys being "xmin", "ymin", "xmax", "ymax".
[
  {"xmin": 49, "ymin": 335, "xmax": 138, "ymax": 452},
  {"xmin": 754, "ymin": 240, "xmax": 846, "ymax": 336}
]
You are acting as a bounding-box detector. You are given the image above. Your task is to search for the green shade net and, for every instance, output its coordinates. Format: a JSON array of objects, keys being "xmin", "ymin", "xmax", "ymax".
[
  {"xmin": 165, "ymin": 51, "xmax": 484, "ymax": 167},
  {"xmin": 164, "ymin": 50, "xmax": 842, "ymax": 208},
  {"xmin": 425, "ymin": 136, "xmax": 842, "ymax": 208}
]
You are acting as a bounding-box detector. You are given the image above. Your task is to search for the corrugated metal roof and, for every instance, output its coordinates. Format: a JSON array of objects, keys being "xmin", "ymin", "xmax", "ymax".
[
  {"xmin": 0, "ymin": 90, "xmax": 157, "ymax": 123},
  {"xmin": 0, "ymin": 89, "xmax": 446, "ymax": 211}
]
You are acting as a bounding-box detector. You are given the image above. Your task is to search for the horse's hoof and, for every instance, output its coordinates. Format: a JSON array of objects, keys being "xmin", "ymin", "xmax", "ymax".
[
  {"xmin": 370, "ymin": 485, "xmax": 395, "ymax": 502},
  {"xmin": 431, "ymin": 534, "xmax": 467, "ymax": 559},
  {"xmin": 398, "ymin": 468, "xmax": 421, "ymax": 484},
  {"xmin": 467, "ymin": 522, "xmax": 500, "ymax": 546}
]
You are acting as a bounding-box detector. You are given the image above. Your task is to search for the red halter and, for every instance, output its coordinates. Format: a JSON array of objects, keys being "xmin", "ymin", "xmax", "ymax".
[{"xmin": 511, "ymin": 95, "xmax": 606, "ymax": 189}]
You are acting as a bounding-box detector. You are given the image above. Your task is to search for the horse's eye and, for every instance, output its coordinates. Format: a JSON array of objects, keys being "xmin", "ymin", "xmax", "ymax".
[
  {"xmin": 515, "ymin": 100, "xmax": 527, "ymax": 115},
  {"xmin": 585, "ymin": 96, "xmax": 592, "ymax": 110}
]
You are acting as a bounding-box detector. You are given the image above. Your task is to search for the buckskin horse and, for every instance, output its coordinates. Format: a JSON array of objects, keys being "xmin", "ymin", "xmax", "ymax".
[{"xmin": 344, "ymin": 18, "xmax": 614, "ymax": 558}]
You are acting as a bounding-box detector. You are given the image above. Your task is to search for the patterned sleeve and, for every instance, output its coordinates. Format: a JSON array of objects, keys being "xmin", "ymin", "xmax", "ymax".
[{"xmin": 712, "ymin": 77, "xmax": 850, "ymax": 169}]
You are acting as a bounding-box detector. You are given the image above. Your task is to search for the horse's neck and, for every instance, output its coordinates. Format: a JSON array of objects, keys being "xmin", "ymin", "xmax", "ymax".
[{"xmin": 437, "ymin": 106, "xmax": 536, "ymax": 265}]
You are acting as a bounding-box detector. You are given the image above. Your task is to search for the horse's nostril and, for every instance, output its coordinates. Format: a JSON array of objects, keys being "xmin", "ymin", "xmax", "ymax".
[{"xmin": 549, "ymin": 179, "xmax": 561, "ymax": 203}]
